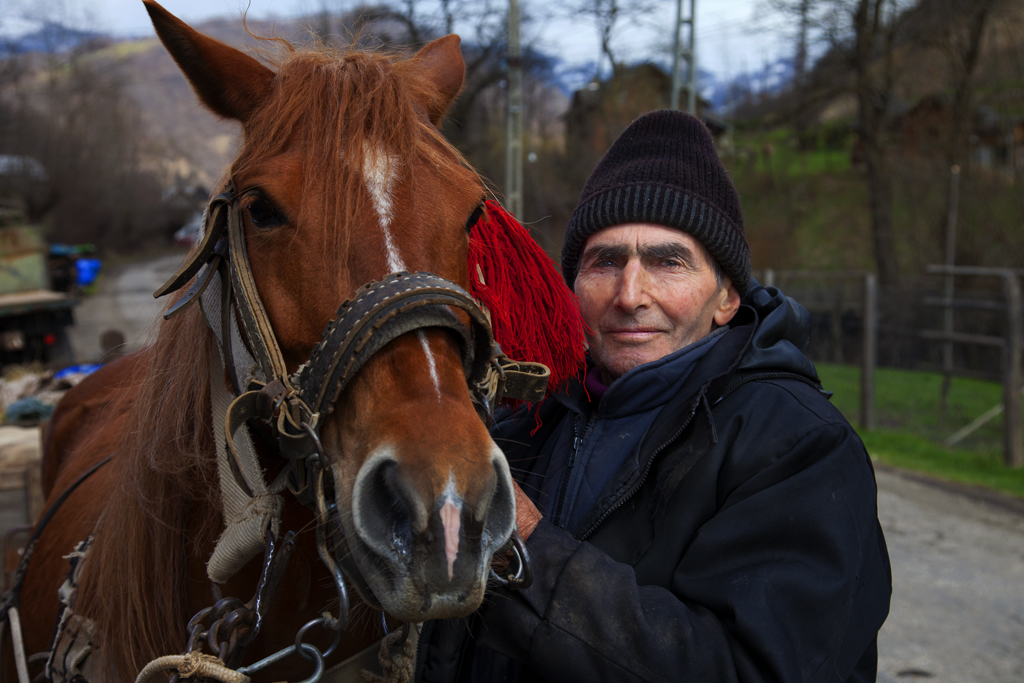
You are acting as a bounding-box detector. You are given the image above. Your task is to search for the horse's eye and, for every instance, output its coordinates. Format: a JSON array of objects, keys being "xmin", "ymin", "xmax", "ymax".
[
  {"xmin": 248, "ymin": 197, "xmax": 278, "ymax": 225},
  {"xmin": 465, "ymin": 204, "xmax": 484, "ymax": 233}
]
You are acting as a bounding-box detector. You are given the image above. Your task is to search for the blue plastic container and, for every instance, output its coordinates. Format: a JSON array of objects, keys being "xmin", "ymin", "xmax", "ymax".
[{"xmin": 75, "ymin": 258, "xmax": 102, "ymax": 287}]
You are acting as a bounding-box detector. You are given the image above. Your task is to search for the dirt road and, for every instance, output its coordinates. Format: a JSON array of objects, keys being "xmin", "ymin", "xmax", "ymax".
[{"xmin": 66, "ymin": 253, "xmax": 183, "ymax": 362}]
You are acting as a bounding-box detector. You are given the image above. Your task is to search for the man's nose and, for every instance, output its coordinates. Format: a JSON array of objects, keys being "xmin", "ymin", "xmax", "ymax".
[{"xmin": 614, "ymin": 259, "xmax": 651, "ymax": 313}]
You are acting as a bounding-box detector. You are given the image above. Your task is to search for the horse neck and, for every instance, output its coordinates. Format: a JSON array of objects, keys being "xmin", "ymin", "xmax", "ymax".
[{"xmin": 75, "ymin": 306, "xmax": 225, "ymax": 680}]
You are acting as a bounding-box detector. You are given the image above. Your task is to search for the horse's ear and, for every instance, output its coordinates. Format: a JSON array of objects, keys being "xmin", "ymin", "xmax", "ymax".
[
  {"xmin": 143, "ymin": 0, "xmax": 273, "ymax": 122},
  {"xmin": 411, "ymin": 35, "xmax": 465, "ymax": 125}
]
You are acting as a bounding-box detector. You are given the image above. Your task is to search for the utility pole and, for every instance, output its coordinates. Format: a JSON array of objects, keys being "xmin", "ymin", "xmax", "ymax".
[
  {"xmin": 670, "ymin": 0, "xmax": 697, "ymax": 114},
  {"xmin": 940, "ymin": 164, "xmax": 961, "ymax": 412},
  {"xmin": 505, "ymin": 0, "xmax": 524, "ymax": 218}
]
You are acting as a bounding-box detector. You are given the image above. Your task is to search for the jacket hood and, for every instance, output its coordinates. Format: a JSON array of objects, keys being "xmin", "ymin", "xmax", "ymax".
[{"xmin": 737, "ymin": 278, "xmax": 820, "ymax": 382}]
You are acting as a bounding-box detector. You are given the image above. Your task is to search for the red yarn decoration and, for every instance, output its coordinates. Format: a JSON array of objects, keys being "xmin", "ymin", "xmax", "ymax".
[{"xmin": 467, "ymin": 201, "xmax": 585, "ymax": 395}]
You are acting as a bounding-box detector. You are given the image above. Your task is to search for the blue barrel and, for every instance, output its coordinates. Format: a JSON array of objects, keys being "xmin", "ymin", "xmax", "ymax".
[{"xmin": 75, "ymin": 258, "xmax": 102, "ymax": 287}]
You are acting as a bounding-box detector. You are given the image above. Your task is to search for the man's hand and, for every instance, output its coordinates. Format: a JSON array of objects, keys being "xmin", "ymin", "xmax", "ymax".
[{"xmin": 513, "ymin": 480, "xmax": 541, "ymax": 541}]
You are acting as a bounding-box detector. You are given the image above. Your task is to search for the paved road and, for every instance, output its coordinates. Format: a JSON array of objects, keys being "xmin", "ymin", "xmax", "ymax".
[{"xmin": 875, "ymin": 468, "xmax": 1024, "ymax": 683}]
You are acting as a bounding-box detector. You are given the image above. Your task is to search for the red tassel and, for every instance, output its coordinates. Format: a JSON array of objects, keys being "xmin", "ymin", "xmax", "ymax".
[{"xmin": 467, "ymin": 201, "xmax": 585, "ymax": 396}]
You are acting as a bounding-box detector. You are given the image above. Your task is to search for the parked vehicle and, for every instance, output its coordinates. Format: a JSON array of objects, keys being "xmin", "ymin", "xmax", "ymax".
[
  {"xmin": 0, "ymin": 207, "xmax": 76, "ymax": 365},
  {"xmin": 173, "ymin": 212, "xmax": 203, "ymax": 248}
]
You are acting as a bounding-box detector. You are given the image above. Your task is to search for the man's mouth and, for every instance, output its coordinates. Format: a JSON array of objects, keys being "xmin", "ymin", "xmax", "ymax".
[{"xmin": 605, "ymin": 328, "xmax": 661, "ymax": 343}]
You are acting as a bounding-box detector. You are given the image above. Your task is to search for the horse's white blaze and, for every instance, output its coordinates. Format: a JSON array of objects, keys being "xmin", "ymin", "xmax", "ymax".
[
  {"xmin": 362, "ymin": 143, "xmax": 403, "ymax": 272},
  {"xmin": 363, "ymin": 143, "xmax": 441, "ymax": 398},
  {"xmin": 439, "ymin": 472, "xmax": 462, "ymax": 581},
  {"xmin": 418, "ymin": 331, "xmax": 443, "ymax": 402}
]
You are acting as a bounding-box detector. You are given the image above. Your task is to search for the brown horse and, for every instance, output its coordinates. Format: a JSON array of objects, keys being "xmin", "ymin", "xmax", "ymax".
[{"xmin": 10, "ymin": 2, "xmax": 537, "ymax": 680}]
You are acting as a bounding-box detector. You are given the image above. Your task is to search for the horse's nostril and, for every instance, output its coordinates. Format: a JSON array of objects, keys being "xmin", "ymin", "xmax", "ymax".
[{"xmin": 355, "ymin": 458, "xmax": 418, "ymax": 562}]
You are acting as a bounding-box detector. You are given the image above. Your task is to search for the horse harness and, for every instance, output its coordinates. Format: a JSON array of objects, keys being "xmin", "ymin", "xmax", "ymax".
[{"xmin": 2, "ymin": 186, "xmax": 543, "ymax": 683}]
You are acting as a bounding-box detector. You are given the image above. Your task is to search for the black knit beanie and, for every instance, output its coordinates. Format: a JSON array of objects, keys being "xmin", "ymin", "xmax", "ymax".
[{"xmin": 562, "ymin": 110, "xmax": 751, "ymax": 294}]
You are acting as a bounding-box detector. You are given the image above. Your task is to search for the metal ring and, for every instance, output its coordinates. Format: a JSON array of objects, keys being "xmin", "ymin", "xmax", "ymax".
[
  {"xmin": 393, "ymin": 622, "xmax": 411, "ymax": 648},
  {"xmin": 301, "ymin": 421, "xmax": 326, "ymax": 464},
  {"xmin": 293, "ymin": 614, "xmax": 343, "ymax": 661},
  {"xmin": 314, "ymin": 469, "xmax": 350, "ymax": 633},
  {"xmin": 237, "ymin": 642, "xmax": 324, "ymax": 683},
  {"xmin": 272, "ymin": 392, "xmax": 287, "ymax": 416},
  {"xmin": 489, "ymin": 529, "xmax": 533, "ymax": 590}
]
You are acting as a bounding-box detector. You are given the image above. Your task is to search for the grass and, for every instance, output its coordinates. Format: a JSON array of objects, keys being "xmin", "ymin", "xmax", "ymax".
[
  {"xmin": 816, "ymin": 363, "xmax": 1024, "ymax": 499},
  {"xmin": 730, "ymin": 128, "xmax": 854, "ymax": 178}
]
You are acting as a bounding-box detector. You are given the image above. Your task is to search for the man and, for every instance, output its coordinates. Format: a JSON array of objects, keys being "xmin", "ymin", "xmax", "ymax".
[{"xmin": 415, "ymin": 110, "xmax": 891, "ymax": 682}]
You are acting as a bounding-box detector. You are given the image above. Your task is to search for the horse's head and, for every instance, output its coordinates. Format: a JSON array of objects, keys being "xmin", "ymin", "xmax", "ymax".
[{"xmin": 145, "ymin": 1, "xmax": 515, "ymax": 620}]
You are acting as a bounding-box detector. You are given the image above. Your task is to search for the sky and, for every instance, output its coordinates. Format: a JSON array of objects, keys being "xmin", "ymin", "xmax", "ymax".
[{"xmin": 1, "ymin": 0, "xmax": 794, "ymax": 82}]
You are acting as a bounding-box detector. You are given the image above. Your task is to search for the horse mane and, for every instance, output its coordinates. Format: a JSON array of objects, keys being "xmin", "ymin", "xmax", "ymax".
[
  {"xmin": 74, "ymin": 304, "xmax": 219, "ymax": 680},
  {"xmin": 72, "ymin": 41, "xmax": 458, "ymax": 681}
]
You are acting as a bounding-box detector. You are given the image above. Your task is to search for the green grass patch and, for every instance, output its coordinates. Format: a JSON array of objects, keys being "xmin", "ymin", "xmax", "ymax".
[
  {"xmin": 860, "ymin": 430, "xmax": 1024, "ymax": 499},
  {"xmin": 730, "ymin": 128, "xmax": 853, "ymax": 177},
  {"xmin": 815, "ymin": 363, "xmax": 1024, "ymax": 499}
]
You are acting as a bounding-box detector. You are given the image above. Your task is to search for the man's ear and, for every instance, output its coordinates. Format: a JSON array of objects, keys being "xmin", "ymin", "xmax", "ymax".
[{"xmin": 713, "ymin": 281, "xmax": 741, "ymax": 327}]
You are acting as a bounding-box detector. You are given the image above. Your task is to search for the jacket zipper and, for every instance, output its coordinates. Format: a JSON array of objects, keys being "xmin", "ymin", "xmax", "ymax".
[
  {"xmin": 553, "ymin": 412, "xmax": 595, "ymax": 527},
  {"xmin": 579, "ymin": 391, "xmax": 704, "ymax": 541}
]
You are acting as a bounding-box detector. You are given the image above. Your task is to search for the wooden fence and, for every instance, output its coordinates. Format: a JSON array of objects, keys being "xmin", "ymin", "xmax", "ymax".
[
  {"xmin": 760, "ymin": 270, "xmax": 877, "ymax": 431},
  {"xmin": 924, "ymin": 265, "xmax": 1023, "ymax": 468},
  {"xmin": 760, "ymin": 266, "xmax": 1024, "ymax": 469}
]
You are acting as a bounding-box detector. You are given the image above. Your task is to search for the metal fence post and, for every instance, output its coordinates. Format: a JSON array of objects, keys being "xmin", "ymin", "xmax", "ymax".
[
  {"xmin": 861, "ymin": 273, "xmax": 876, "ymax": 430},
  {"xmin": 1002, "ymin": 273, "xmax": 1023, "ymax": 468}
]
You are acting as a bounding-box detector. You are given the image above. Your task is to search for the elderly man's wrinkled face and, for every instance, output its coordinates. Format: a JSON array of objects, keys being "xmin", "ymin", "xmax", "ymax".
[{"xmin": 575, "ymin": 223, "xmax": 741, "ymax": 384}]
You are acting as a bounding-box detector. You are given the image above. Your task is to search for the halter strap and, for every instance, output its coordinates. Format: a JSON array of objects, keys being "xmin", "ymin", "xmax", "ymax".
[
  {"xmin": 296, "ymin": 271, "xmax": 492, "ymax": 416},
  {"xmin": 153, "ymin": 189, "xmax": 547, "ymax": 586}
]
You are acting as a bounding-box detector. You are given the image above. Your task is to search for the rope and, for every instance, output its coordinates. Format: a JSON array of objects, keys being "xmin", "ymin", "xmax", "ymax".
[
  {"xmin": 359, "ymin": 625, "xmax": 419, "ymax": 683},
  {"xmin": 135, "ymin": 653, "xmax": 249, "ymax": 683}
]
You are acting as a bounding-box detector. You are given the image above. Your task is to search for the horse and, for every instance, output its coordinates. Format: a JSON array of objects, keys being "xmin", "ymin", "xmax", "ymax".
[{"xmin": 6, "ymin": 2, "xmax": 582, "ymax": 681}]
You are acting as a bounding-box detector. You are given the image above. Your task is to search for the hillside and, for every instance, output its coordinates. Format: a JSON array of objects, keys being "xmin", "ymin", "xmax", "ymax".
[{"xmin": 90, "ymin": 15, "xmax": 326, "ymax": 187}]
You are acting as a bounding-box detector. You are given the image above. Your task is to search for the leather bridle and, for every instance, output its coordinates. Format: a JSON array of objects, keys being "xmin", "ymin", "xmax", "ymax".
[
  {"xmin": 156, "ymin": 185, "xmax": 499, "ymax": 501},
  {"xmin": 154, "ymin": 185, "xmax": 535, "ymax": 646}
]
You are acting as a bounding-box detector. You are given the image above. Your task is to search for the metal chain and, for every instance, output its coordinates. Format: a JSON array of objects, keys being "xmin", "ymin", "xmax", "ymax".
[{"xmin": 168, "ymin": 529, "xmax": 296, "ymax": 680}]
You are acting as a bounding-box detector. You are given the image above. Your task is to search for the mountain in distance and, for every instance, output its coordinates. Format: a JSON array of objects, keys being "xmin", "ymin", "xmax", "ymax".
[
  {"xmin": 699, "ymin": 57, "xmax": 796, "ymax": 113},
  {"xmin": 1, "ymin": 19, "xmax": 107, "ymax": 54},
  {"xmin": 5, "ymin": 13, "xmax": 787, "ymax": 190}
]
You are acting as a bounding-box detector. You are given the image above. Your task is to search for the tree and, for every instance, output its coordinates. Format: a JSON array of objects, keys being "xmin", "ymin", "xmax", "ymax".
[
  {"xmin": 569, "ymin": 0, "xmax": 658, "ymax": 78},
  {"xmin": 929, "ymin": 0, "xmax": 997, "ymax": 173},
  {"xmin": 764, "ymin": 0, "xmax": 912, "ymax": 285},
  {"xmin": 848, "ymin": 0, "xmax": 910, "ymax": 286},
  {"xmin": 0, "ymin": 30, "xmax": 172, "ymax": 247},
  {"xmin": 764, "ymin": 0, "xmax": 822, "ymax": 86}
]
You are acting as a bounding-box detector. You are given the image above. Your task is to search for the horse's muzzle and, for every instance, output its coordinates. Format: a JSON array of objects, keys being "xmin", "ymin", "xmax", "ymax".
[{"xmin": 345, "ymin": 443, "xmax": 516, "ymax": 619}]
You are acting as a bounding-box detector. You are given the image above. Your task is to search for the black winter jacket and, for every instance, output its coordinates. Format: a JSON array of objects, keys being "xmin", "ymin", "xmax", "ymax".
[{"xmin": 415, "ymin": 283, "xmax": 892, "ymax": 683}]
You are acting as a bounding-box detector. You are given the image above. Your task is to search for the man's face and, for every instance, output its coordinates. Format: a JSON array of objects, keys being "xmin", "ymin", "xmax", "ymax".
[{"xmin": 575, "ymin": 223, "xmax": 741, "ymax": 384}]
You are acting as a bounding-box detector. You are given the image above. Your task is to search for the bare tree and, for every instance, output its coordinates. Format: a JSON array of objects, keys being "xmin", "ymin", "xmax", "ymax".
[
  {"xmin": 932, "ymin": 0, "xmax": 997, "ymax": 172},
  {"xmin": 765, "ymin": 0, "xmax": 911, "ymax": 285},
  {"xmin": 764, "ymin": 0, "xmax": 823, "ymax": 86},
  {"xmin": 0, "ymin": 11, "xmax": 172, "ymax": 249},
  {"xmin": 570, "ymin": 0, "xmax": 658, "ymax": 78},
  {"xmin": 849, "ymin": 0, "xmax": 911, "ymax": 286}
]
